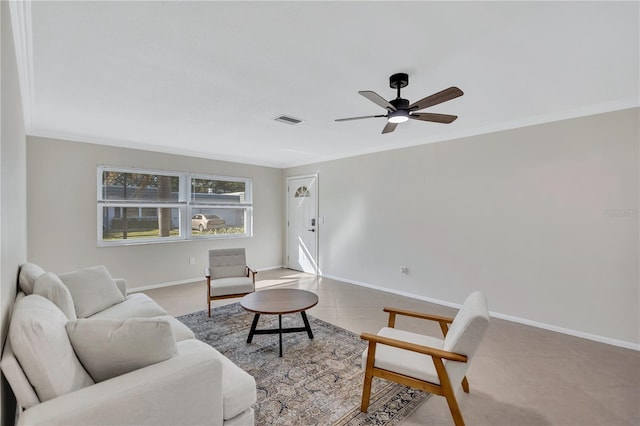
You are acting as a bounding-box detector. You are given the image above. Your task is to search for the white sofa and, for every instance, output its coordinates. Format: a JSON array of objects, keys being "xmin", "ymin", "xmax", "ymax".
[{"xmin": 1, "ymin": 263, "xmax": 256, "ymax": 426}]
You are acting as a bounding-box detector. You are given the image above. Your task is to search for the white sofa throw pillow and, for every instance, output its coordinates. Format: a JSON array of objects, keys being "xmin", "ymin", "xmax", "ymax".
[
  {"xmin": 58, "ymin": 265, "xmax": 125, "ymax": 318},
  {"xmin": 33, "ymin": 272, "xmax": 77, "ymax": 320},
  {"xmin": 18, "ymin": 263, "xmax": 46, "ymax": 295},
  {"xmin": 9, "ymin": 295, "xmax": 94, "ymax": 402},
  {"xmin": 66, "ymin": 318, "xmax": 177, "ymax": 382}
]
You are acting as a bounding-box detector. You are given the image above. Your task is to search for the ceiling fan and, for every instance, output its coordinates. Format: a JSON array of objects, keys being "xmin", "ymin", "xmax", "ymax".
[{"xmin": 335, "ymin": 73, "xmax": 463, "ymax": 134}]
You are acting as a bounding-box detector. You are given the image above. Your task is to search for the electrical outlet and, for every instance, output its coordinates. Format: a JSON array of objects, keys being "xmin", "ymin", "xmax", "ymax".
[
  {"xmin": 401, "ymin": 266, "xmax": 408, "ymax": 275},
  {"xmin": 189, "ymin": 257, "xmax": 196, "ymax": 265}
]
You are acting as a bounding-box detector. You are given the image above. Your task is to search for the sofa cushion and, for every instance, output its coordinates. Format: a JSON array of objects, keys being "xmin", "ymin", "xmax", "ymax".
[
  {"xmin": 88, "ymin": 293, "xmax": 167, "ymax": 320},
  {"xmin": 152, "ymin": 315, "xmax": 196, "ymax": 341},
  {"xmin": 0, "ymin": 333, "xmax": 40, "ymax": 409},
  {"xmin": 87, "ymin": 294, "xmax": 194, "ymax": 341},
  {"xmin": 58, "ymin": 265, "xmax": 125, "ymax": 318},
  {"xmin": 66, "ymin": 318, "xmax": 177, "ymax": 382},
  {"xmin": 33, "ymin": 272, "xmax": 77, "ymax": 320},
  {"xmin": 0, "ymin": 293, "xmax": 40, "ymax": 409},
  {"xmin": 9, "ymin": 295, "xmax": 94, "ymax": 402},
  {"xmin": 219, "ymin": 350, "xmax": 257, "ymax": 420},
  {"xmin": 18, "ymin": 263, "xmax": 46, "ymax": 295},
  {"xmin": 113, "ymin": 278, "xmax": 127, "ymax": 298},
  {"xmin": 173, "ymin": 340, "xmax": 256, "ymax": 420}
]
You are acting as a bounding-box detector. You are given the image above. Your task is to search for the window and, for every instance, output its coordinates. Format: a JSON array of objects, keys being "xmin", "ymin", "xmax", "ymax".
[
  {"xmin": 97, "ymin": 166, "xmax": 252, "ymax": 246},
  {"xmin": 190, "ymin": 175, "xmax": 251, "ymax": 237},
  {"xmin": 294, "ymin": 186, "xmax": 309, "ymax": 197}
]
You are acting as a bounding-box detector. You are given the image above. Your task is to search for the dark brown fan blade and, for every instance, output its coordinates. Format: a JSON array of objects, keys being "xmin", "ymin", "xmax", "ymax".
[
  {"xmin": 359, "ymin": 91, "xmax": 396, "ymax": 111},
  {"xmin": 408, "ymin": 87, "xmax": 463, "ymax": 111},
  {"xmin": 335, "ymin": 114, "xmax": 386, "ymax": 122},
  {"xmin": 409, "ymin": 113, "xmax": 458, "ymax": 124},
  {"xmin": 381, "ymin": 122, "xmax": 398, "ymax": 134}
]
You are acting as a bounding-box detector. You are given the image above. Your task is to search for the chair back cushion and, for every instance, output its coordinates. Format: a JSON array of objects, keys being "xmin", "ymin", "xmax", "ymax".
[
  {"xmin": 9, "ymin": 295, "xmax": 94, "ymax": 402},
  {"xmin": 209, "ymin": 248, "xmax": 247, "ymax": 279},
  {"xmin": 442, "ymin": 291, "xmax": 490, "ymax": 384}
]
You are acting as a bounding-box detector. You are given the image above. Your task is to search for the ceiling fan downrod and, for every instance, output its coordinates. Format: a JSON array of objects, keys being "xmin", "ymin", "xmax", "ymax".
[{"xmin": 389, "ymin": 73, "xmax": 409, "ymax": 100}]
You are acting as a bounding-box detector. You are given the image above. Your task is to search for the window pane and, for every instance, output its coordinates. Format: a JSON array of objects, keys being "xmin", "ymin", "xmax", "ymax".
[
  {"xmin": 191, "ymin": 178, "xmax": 246, "ymax": 204},
  {"xmin": 102, "ymin": 207, "xmax": 181, "ymax": 241},
  {"xmin": 102, "ymin": 171, "xmax": 179, "ymax": 202},
  {"xmin": 191, "ymin": 208, "xmax": 246, "ymax": 236}
]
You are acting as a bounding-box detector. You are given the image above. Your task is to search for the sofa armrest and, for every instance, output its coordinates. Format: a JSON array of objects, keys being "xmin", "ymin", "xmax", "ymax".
[
  {"xmin": 113, "ymin": 278, "xmax": 127, "ymax": 298},
  {"xmin": 18, "ymin": 340, "xmax": 224, "ymax": 426}
]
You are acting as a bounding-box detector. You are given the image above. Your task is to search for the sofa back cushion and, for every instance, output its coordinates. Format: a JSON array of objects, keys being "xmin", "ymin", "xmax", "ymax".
[
  {"xmin": 33, "ymin": 272, "xmax": 77, "ymax": 320},
  {"xmin": 18, "ymin": 263, "xmax": 46, "ymax": 294},
  {"xmin": 9, "ymin": 295, "xmax": 94, "ymax": 402},
  {"xmin": 58, "ymin": 265, "xmax": 125, "ymax": 318},
  {"xmin": 66, "ymin": 318, "xmax": 177, "ymax": 382}
]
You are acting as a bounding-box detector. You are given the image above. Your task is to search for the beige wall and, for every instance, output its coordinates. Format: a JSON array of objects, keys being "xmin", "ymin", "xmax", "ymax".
[
  {"xmin": 27, "ymin": 137, "xmax": 283, "ymax": 289},
  {"xmin": 1, "ymin": 2, "xmax": 28, "ymax": 425},
  {"xmin": 285, "ymin": 108, "xmax": 640, "ymax": 347}
]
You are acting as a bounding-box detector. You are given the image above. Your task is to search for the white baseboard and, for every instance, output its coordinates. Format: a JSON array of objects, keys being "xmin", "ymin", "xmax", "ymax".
[
  {"xmin": 129, "ymin": 265, "xmax": 285, "ymax": 292},
  {"xmin": 129, "ymin": 277, "xmax": 202, "ymax": 292},
  {"xmin": 321, "ymin": 273, "xmax": 640, "ymax": 351}
]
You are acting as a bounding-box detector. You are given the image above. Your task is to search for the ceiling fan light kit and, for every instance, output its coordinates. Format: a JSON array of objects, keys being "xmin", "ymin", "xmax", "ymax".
[
  {"xmin": 336, "ymin": 72, "xmax": 463, "ymax": 134},
  {"xmin": 388, "ymin": 110, "xmax": 409, "ymax": 123}
]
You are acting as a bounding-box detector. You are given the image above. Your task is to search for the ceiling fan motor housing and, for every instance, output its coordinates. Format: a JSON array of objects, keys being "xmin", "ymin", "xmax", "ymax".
[{"xmin": 389, "ymin": 98, "xmax": 410, "ymax": 110}]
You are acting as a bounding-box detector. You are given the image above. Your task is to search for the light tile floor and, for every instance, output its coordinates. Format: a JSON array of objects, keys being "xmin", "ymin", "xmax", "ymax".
[{"xmin": 141, "ymin": 268, "xmax": 640, "ymax": 426}]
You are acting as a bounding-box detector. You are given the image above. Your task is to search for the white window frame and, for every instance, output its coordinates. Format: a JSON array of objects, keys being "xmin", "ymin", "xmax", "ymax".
[{"xmin": 97, "ymin": 166, "xmax": 253, "ymax": 247}]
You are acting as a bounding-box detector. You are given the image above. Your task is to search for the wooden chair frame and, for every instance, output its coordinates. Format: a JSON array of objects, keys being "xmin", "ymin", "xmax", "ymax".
[
  {"xmin": 360, "ymin": 307, "xmax": 470, "ymax": 426},
  {"xmin": 206, "ymin": 266, "xmax": 257, "ymax": 317}
]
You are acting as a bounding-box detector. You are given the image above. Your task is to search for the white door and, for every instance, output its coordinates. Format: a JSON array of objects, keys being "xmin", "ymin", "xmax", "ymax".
[{"xmin": 287, "ymin": 175, "xmax": 318, "ymax": 273}]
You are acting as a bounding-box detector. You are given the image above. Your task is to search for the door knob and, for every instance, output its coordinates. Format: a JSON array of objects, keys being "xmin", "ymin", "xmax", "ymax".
[{"xmin": 308, "ymin": 229, "xmax": 315, "ymax": 232}]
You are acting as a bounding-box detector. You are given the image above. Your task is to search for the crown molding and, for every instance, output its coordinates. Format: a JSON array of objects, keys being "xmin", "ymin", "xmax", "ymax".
[{"xmin": 9, "ymin": 0, "xmax": 34, "ymax": 131}]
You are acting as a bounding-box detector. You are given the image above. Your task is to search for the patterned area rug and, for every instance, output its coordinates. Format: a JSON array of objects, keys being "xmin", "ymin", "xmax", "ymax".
[{"xmin": 178, "ymin": 303, "xmax": 429, "ymax": 425}]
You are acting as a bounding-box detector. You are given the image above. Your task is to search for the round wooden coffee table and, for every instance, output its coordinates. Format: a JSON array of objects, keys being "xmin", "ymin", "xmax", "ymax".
[{"xmin": 240, "ymin": 289, "xmax": 319, "ymax": 357}]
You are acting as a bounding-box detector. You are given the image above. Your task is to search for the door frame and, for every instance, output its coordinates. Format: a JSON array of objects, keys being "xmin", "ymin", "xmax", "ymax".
[{"xmin": 285, "ymin": 173, "xmax": 319, "ymax": 275}]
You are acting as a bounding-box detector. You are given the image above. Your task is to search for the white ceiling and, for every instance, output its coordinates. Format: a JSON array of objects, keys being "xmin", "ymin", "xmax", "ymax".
[{"xmin": 11, "ymin": 1, "xmax": 640, "ymax": 168}]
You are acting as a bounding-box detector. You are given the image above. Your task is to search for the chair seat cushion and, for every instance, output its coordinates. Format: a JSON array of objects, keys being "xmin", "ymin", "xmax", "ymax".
[
  {"xmin": 362, "ymin": 327, "xmax": 443, "ymax": 384},
  {"xmin": 210, "ymin": 277, "xmax": 254, "ymax": 297}
]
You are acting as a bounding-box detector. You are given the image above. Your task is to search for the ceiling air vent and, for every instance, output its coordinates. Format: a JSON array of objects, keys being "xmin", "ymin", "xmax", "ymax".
[{"xmin": 274, "ymin": 115, "xmax": 305, "ymax": 125}]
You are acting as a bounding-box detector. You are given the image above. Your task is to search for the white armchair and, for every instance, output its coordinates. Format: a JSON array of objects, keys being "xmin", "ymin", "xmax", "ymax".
[
  {"xmin": 205, "ymin": 248, "xmax": 256, "ymax": 317},
  {"xmin": 360, "ymin": 291, "xmax": 490, "ymax": 426}
]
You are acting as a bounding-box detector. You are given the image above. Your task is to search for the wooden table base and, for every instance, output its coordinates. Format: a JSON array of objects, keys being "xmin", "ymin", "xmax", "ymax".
[{"xmin": 246, "ymin": 312, "xmax": 314, "ymax": 357}]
